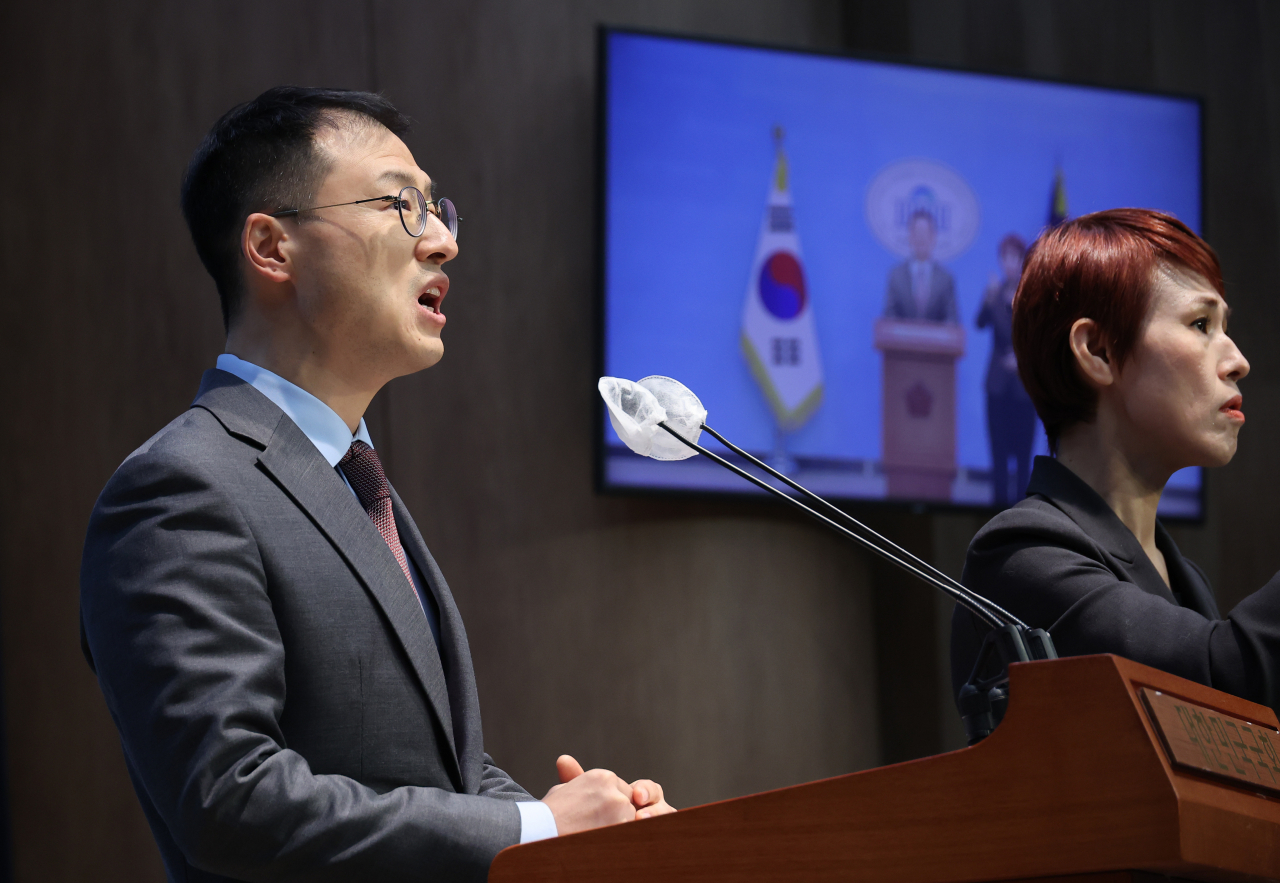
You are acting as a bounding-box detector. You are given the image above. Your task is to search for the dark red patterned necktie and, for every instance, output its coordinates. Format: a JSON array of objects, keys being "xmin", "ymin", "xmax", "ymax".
[{"xmin": 339, "ymin": 440, "xmax": 421, "ymax": 607}]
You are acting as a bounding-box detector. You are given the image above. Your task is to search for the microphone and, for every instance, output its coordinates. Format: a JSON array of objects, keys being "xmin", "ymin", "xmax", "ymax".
[{"xmin": 600, "ymin": 375, "xmax": 1055, "ymax": 743}]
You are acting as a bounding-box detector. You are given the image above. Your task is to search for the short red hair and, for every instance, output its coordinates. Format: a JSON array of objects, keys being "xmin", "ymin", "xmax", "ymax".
[{"xmin": 1013, "ymin": 208, "xmax": 1224, "ymax": 451}]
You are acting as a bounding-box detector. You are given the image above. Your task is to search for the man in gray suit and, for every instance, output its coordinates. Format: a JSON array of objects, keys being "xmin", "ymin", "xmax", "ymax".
[
  {"xmin": 883, "ymin": 209, "xmax": 959, "ymax": 323},
  {"xmin": 80, "ymin": 87, "xmax": 671, "ymax": 883}
]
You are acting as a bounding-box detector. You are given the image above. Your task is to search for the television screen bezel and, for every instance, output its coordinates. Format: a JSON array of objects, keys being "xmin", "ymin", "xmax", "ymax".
[{"xmin": 592, "ymin": 25, "xmax": 1208, "ymax": 523}]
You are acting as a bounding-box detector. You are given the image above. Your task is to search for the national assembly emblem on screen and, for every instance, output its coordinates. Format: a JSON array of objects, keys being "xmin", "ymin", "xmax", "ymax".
[{"xmin": 865, "ymin": 158, "xmax": 981, "ymax": 264}]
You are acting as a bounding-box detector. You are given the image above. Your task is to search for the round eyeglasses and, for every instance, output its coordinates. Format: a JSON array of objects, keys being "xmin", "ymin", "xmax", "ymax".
[{"xmin": 269, "ymin": 186, "xmax": 459, "ymax": 241}]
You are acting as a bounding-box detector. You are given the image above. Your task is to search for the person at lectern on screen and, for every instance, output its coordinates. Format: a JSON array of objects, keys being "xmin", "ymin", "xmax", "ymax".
[
  {"xmin": 78, "ymin": 86, "xmax": 673, "ymax": 883},
  {"xmin": 952, "ymin": 208, "xmax": 1280, "ymax": 715},
  {"xmin": 883, "ymin": 208, "xmax": 959, "ymax": 323},
  {"xmin": 977, "ymin": 233, "xmax": 1037, "ymax": 508}
]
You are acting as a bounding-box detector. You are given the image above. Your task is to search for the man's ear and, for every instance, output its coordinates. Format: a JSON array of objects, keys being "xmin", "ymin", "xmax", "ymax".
[
  {"xmin": 1068, "ymin": 317, "xmax": 1115, "ymax": 388},
  {"xmin": 242, "ymin": 213, "xmax": 294, "ymax": 286}
]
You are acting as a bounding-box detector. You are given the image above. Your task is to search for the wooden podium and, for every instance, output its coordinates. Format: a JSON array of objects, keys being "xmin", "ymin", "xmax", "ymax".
[
  {"xmin": 874, "ymin": 318, "xmax": 966, "ymax": 501},
  {"xmin": 489, "ymin": 655, "xmax": 1280, "ymax": 883}
]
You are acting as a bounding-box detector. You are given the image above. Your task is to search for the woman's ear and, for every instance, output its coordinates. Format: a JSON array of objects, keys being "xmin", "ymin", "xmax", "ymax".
[
  {"xmin": 1068, "ymin": 317, "xmax": 1116, "ymax": 388},
  {"xmin": 242, "ymin": 213, "xmax": 294, "ymax": 286}
]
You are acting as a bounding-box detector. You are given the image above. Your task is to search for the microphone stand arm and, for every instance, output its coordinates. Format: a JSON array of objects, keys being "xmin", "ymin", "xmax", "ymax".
[
  {"xmin": 656, "ymin": 420, "xmax": 1056, "ymax": 745},
  {"xmin": 697, "ymin": 422, "xmax": 1023, "ymax": 630},
  {"xmin": 656, "ymin": 422, "xmax": 1001, "ymax": 629}
]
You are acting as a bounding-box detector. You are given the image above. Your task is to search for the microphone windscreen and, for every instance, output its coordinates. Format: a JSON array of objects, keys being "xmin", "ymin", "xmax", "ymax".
[
  {"xmin": 598, "ymin": 376, "xmax": 707, "ymax": 460},
  {"xmin": 599, "ymin": 376, "xmax": 666, "ymax": 457},
  {"xmin": 636, "ymin": 375, "xmax": 706, "ymax": 460}
]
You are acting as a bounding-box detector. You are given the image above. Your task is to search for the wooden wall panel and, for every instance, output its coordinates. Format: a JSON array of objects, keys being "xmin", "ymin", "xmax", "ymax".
[
  {"xmin": 4, "ymin": 1, "xmax": 1280, "ymax": 880},
  {"xmin": 362, "ymin": 0, "xmax": 879, "ymax": 805},
  {"xmin": 857, "ymin": 0, "xmax": 1280, "ymax": 755},
  {"xmin": 883, "ymin": 0, "xmax": 1280, "ymax": 614},
  {"xmin": 0, "ymin": 1, "xmax": 874, "ymax": 879},
  {"xmin": 0, "ymin": 2, "xmax": 376, "ymax": 879}
]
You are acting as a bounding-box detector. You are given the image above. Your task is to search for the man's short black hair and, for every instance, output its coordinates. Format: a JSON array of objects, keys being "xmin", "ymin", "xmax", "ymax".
[{"xmin": 181, "ymin": 86, "xmax": 411, "ymax": 330}]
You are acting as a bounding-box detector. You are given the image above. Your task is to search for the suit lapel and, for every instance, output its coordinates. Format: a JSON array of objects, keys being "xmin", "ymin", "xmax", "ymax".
[
  {"xmin": 1155, "ymin": 523, "xmax": 1222, "ymax": 618},
  {"xmin": 193, "ymin": 372, "xmax": 463, "ymax": 785},
  {"xmin": 1033, "ymin": 459, "xmax": 1224, "ymax": 617},
  {"xmin": 390, "ymin": 489, "xmax": 484, "ymax": 794},
  {"xmin": 1027, "ymin": 456, "xmax": 1179, "ymax": 604},
  {"xmin": 893, "ymin": 266, "xmax": 916, "ymax": 319},
  {"xmin": 923, "ymin": 263, "xmax": 945, "ymax": 319}
]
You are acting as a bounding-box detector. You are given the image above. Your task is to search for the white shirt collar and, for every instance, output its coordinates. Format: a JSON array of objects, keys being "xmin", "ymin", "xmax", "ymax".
[{"xmin": 215, "ymin": 353, "xmax": 373, "ymax": 467}]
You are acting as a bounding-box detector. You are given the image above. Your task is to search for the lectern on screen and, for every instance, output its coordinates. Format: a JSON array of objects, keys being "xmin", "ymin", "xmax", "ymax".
[{"xmin": 597, "ymin": 28, "xmax": 1204, "ymax": 517}]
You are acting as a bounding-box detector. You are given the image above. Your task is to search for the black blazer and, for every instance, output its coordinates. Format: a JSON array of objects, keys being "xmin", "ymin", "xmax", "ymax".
[
  {"xmin": 952, "ymin": 456, "xmax": 1280, "ymax": 713},
  {"xmin": 81, "ymin": 371, "xmax": 530, "ymax": 883}
]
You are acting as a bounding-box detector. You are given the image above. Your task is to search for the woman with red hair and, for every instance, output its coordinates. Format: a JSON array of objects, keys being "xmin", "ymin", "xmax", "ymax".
[{"xmin": 952, "ymin": 208, "xmax": 1280, "ymax": 711}]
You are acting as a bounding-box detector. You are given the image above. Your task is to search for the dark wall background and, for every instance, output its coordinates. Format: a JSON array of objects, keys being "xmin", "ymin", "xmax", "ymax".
[{"xmin": 0, "ymin": 2, "xmax": 1277, "ymax": 880}]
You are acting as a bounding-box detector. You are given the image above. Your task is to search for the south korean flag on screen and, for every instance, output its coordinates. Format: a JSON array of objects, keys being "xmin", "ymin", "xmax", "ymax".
[{"xmin": 740, "ymin": 130, "xmax": 824, "ymax": 431}]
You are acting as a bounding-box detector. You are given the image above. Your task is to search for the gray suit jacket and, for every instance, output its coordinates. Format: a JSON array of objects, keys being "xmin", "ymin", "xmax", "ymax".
[
  {"xmin": 884, "ymin": 260, "xmax": 958, "ymax": 323},
  {"xmin": 952, "ymin": 456, "xmax": 1280, "ymax": 713},
  {"xmin": 80, "ymin": 370, "xmax": 531, "ymax": 883}
]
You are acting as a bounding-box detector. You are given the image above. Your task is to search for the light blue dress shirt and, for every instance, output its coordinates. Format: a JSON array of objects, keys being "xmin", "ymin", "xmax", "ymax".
[{"xmin": 214, "ymin": 354, "xmax": 558, "ymax": 844}]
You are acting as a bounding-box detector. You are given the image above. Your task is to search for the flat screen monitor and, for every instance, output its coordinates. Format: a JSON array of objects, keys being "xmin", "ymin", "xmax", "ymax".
[{"xmin": 598, "ymin": 29, "xmax": 1204, "ymax": 518}]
